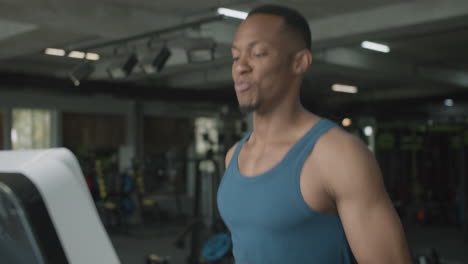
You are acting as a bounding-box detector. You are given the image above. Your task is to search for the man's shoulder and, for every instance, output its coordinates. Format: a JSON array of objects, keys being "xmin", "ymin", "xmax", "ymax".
[
  {"xmin": 315, "ymin": 125, "xmax": 364, "ymax": 157},
  {"xmin": 308, "ymin": 125, "xmax": 376, "ymax": 179},
  {"xmin": 309, "ymin": 125, "xmax": 382, "ymax": 196}
]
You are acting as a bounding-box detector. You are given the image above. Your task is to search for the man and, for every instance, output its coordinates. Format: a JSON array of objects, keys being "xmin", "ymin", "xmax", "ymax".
[{"xmin": 217, "ymin": 4, "xmax": 412, "ymax": 264}]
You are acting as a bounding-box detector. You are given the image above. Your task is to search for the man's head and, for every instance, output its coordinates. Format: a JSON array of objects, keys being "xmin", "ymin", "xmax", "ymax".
[
  {"xmin": 231, "ymin": 5, "xmax": 312, "ymax": 114},
  {"xmin": 248, "ymin": 5, "xmax": 311, "ymax": 51}
]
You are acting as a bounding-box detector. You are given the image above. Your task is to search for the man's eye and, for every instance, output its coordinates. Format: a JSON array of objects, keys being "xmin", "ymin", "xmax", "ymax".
[
  {"xmin": 232, "ymin": 57, "xmax": 239, "ymax": 62},
  {"xmin": 254, "ymin": 53, "xmax": 267, "ymax": 57}
]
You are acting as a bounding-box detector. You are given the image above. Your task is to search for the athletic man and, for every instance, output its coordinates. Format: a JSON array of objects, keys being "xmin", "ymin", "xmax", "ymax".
[{"xmin": 217, "ymin": 5, "xmax": 412, "ymax": 263}]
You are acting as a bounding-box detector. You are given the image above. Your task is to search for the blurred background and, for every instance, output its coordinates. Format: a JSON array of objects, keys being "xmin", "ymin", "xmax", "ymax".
[{"xmin": 0, "ymin": 0, "xmax": 468, "ymax": 263}]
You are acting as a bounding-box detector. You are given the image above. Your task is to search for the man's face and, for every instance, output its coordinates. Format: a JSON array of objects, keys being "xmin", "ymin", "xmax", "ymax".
[{"xmin": 231, "ymin": 14, "xmax": 295, "ymax": 113}]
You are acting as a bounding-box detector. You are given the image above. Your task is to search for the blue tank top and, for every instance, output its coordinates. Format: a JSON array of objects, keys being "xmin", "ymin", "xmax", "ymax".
[{"xmin": 217, "ymin": 118, "xmax": 357, "ymax": 264}]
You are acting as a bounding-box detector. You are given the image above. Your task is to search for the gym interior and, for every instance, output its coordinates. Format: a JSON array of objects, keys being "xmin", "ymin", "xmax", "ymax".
[{"xmin": 1, "ymin": 1, "xmax": 468, "ymax": 263}]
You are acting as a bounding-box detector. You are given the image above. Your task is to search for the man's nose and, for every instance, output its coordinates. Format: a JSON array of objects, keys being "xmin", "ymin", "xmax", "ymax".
[{"xmin": 234, "ymin": 55, "xmax": 251, "ymax": 75}]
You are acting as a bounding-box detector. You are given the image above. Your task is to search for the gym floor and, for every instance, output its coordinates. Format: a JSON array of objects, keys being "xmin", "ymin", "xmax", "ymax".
[
  {"xmin": 110, "ymin": 223, "xmax": 190, "ymax": 264},
  {"xmin": 109, "ymin": 223, "xmax": 468, "ymax": 264},
  {"xmin": 406, "ymin": 226, "xmax": 468, "ymax": 264}
]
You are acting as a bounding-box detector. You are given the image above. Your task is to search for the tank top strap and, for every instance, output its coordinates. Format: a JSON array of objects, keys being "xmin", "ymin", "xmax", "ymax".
[
  {"xmin": 288, "ymin": 118, "xmax": 337, "ymax": 166},
  {"xmin": 227, "ymin": 131, "xmax": 252, "ymax": 169}
]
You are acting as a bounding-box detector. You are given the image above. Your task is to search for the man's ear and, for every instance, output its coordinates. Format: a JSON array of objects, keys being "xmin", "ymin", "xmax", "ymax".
[{"xmin": 292, "ymin": 49, "xmax": 312, "ymax": 75}]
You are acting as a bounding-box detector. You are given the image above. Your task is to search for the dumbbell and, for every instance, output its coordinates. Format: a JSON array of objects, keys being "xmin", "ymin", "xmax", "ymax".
[{"xmin": 202, "ymin": 233, "xmax": 232, "ymax": 263}]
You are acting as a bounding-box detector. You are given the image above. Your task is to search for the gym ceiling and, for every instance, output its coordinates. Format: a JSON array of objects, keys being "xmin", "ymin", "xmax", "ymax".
[{"xmin": 0, "ymin": 0, "xmax": 467, "ymax": 118}]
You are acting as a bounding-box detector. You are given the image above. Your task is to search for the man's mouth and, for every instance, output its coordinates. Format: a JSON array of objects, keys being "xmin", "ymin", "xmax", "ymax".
[{"xmin": 235, "ymin": 81, "xmax": 251, "ymax": 92}]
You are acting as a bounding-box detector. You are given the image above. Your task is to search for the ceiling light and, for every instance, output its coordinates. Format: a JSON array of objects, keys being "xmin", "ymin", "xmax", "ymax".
[
  {"xmin": 361, "ymin": 41, "xmax": 390, "ymax": 53},
  {"xmin": 217, "ymin": 8, "xmax": 248, "ymax": 20},
  {"xmin": 107, "ymin": 53, "xmax": 139, "ymax": 79},
  {"xmin": 45, "ymin": 48, "xmax": 66, "ymax": 56},
  {"xmin": 68, "ymin": 51, "xmax": 86, "ymax": 59},
  {"xmin": 444, "ymin": 98, "xmax": 454, "ymax": 107},
  {"xmin": 69, "ymin": 62, "xmax": 95, "ymax": 86},
  {"xmin": 332, "ymin": 84, "xmax": 358, "ymax": 94},
  {"xmin": 187, "ymin": 48, "xmax": 215, "ymax": 63},
  {"xmin": 185, "ymin": 38, "xmax": 216, "ymax": 63},
  {"xmin": 342, "ymin": 118, "xmax": 352, "ymax": 127},
  {"xmin": 85, "ymin": 52, "xmax": 100, "ymax": 61},
  {"xmin": 141, "ymin": 46, "xmax": 172, "ymax": 74}
]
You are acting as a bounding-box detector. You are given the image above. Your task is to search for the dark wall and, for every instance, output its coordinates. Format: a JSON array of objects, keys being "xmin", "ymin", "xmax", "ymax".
[
  {"xmin": 142, "ymin": 116, "xmax": 193, "ymax": 194},
  {"xmin": 62, "ymin": 113, "xmax": 126, "ymax": 151},
  {"xmin": 143, "ymin": 116, "xmax": 192, "ymax": 157},
  {"xmin": 375, "ymin": 126, "xmax": 466, "ymax": 227}
]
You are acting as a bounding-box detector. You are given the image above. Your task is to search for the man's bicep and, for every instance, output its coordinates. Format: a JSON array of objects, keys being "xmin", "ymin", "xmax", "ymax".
[
  {"xmin": 331, "ymin": 138, "xmax": 411, "ymax": 263},
  {"xmin": 338, "ymin": 191, "xmax": 411, "ymax": 263}
]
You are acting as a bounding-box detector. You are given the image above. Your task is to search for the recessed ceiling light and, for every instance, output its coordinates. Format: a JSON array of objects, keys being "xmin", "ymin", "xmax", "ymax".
[
  {"xmin": 85, "ymin": 53, "xmax": 100, "ymax": 61},
  {"xmin": 68, "ymin": 51, "xmax": 86, "ymax": 59},
  {"xmin": 361, "ymin": 41, "xmax": 390, "ymax": 53},
  {"xmin": 332, "ymin": 84, "xmax": 358, "ymax": 94},
  {"xmin": 44, "ymin": 48, "xmax": 66, "ymax": 56},
  {"xmin": 217, "ymin": 8, "xmax": 248, "ymax": 20}
]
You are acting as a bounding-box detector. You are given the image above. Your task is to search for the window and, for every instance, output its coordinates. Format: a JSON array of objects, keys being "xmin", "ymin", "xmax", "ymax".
[{"xmin": 11, "ymin": 109, "xmax": 51, "ymax": 150}]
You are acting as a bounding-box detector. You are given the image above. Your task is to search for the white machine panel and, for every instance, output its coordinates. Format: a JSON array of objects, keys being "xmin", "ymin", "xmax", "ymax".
[{"xmin": 0, "ymin": 148, "xmax": 120, "ymax": 264}]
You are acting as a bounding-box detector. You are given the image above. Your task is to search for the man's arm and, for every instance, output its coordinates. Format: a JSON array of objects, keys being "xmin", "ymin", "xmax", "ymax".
[{"xmin": 320, "ymin": 131, "xmax": 412, "ymax": 264}]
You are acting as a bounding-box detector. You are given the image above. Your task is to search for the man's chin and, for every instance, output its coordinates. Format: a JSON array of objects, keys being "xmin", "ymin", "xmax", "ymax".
[{"xmin": 239, "ymin": 103, "xmax": 260, "ymax": 114}]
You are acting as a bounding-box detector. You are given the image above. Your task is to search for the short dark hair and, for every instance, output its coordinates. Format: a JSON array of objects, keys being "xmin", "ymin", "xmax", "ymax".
[{"xmin": 248, "ymin": 5, "xmax": 312, "ymax": 51}]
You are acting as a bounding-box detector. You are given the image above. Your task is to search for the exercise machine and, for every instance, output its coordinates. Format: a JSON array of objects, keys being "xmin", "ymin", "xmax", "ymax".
[{"xmin": 0, "ymin": 148, "xmax": 120, "ymax": 263}]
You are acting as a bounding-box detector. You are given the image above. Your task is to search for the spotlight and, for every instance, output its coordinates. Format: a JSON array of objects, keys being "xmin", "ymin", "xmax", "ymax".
[
  {"xmin": 187, "ymin": 44, "xmax": 215, "ymax": 63},
  {"xmin": 68, "ymin": 62, "xmax": 95, "ymax": 86},
  {"xmin": 185, "ymin": 38, "xmax": 216, "ymax": 63},
  {"xmin": 187, "ymin": 48, "xmax": 215, "ymax": 63},
  {"xmin": 107, "ymin": 53, "xmax": 139, "ymax": 79},
  {"xmin": 141, "ymin": 46, "xmax": 172, "ymax": 74}
]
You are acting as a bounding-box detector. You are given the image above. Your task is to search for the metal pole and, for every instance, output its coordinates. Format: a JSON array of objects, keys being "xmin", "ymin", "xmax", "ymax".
[
  {"xmin": 51, "ymin": 110, "xmax": 62, "ymax": 148},
  {"xmin": 2, "ymin": 108, "xmax": 12, "ymax": 150},
  {"xmin": 188, "ymin": 159, "xmax": 202, "ymax": 264},
  {"xmin": 460, "ymin": 135, "xmax": 468, "ymax": 242}
]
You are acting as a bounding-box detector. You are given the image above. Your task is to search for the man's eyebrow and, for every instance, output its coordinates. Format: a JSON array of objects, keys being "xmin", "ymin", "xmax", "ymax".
[{"xmin": 232, "ymin": 40, "xmax": 267, "ymax": 50}]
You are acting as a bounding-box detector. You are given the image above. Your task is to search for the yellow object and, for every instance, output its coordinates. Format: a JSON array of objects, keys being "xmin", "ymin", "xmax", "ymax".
[
  {"xmin": 95, "ymin": 160, "xmax": 107, "ymax": 199},
  {"xmin": 143, "ymin": 199, "xmax": 156, "ymax": 207},
  {"xmin": 103, "ymin": 202, "xmax": 117, "ymax": 209},
  {"xmin": 148, "ymin": 254, "xmax": 160, "ymax": 260},
  {"xmin": 135, "ymin": 167, "xmax": 145, "ymax": 195}
]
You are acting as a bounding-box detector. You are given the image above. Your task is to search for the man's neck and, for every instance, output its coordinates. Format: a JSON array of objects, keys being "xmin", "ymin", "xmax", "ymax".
[{"xmin": 249, "ymin": 101, "xmax": 315, "ymax": 145}]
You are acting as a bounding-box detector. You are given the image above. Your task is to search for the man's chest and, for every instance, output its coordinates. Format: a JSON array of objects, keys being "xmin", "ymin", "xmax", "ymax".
[{"xmin": 237, "ymin": 143, "xmax": 291, "ymax": 177}]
